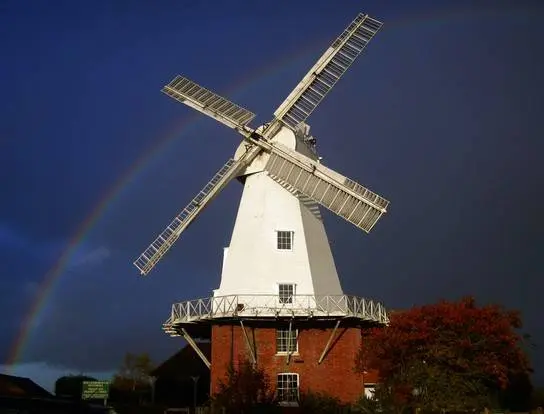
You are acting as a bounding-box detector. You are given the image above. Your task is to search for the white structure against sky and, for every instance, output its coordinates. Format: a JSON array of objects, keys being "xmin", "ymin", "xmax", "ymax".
[
  {"xmin": 133, "ymin": 12, "xmax": 390, "ymax": 327},
  {"xmin": 216, "ymin": 125, "xmax": 343, "ymax": 298}
]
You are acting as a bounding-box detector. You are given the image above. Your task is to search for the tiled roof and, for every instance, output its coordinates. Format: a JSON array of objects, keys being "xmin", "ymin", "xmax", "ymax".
[
  {"xmin": 151, "ymin": 343, "xmax": 211, "ymax": 379},
  {"xmin": 0, "ymin": 374, "xmax": 52, "ymax": 398}
]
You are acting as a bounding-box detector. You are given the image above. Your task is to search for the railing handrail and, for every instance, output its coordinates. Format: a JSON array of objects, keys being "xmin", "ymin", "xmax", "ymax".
[
  {"xmin": 173, "ymin": 293, "xmax": 374, "ymax": 301},
  {"xmin": 164, "ymin": 294, "xmax": 389, "ymax": 328}
]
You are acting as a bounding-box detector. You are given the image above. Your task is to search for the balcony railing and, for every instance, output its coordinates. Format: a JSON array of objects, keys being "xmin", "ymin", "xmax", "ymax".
[{"xmin": 163, "ymin": 294, "xmax": 388, "ymax": 333}]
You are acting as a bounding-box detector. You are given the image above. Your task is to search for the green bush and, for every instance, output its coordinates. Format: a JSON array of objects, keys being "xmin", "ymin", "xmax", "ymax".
[
  {"xmin": 210, "ymin": 360, "xmax": 278, "ymax": 413},
  {"xmin": 298, "ymin": 391, "xmax": 350, "ymax": 414}
]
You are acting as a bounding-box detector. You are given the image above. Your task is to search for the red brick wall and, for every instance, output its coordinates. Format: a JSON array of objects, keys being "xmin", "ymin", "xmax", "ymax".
[{"xmin": 210, "ymin": 322, "xmax": 378, "ymax": 404}]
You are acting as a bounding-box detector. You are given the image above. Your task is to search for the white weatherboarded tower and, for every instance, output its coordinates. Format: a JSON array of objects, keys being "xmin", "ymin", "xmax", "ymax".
[
  {"xmin": 134, "ymin": 12, "xmax": 390, "ymax": 404},
  {"xmin": 216, "ymin": 125, "xmax": 343, "ymax": 298}
]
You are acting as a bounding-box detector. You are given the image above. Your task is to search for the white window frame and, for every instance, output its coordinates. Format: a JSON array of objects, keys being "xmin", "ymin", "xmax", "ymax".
[
  {"xmin": 363, "ymin": 382, "xmax": 376, "ymax": 400},
  {"xmin": 276, "ymin": 230, "xmax": 294, "ymax": 251},
  {"xmin": 278, "ymin": 283, "xmax": 295, "ymax": 304},
  {"xmin": 275, "ymin": 327, "xmax": 299, "ymax": 355},
  {"xmin": 277, "ymin": 373, "xmax": 299, "ymax": 405}
]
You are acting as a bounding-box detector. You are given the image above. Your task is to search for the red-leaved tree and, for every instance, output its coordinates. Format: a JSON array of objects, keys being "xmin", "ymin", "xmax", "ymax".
[{"xmin": 357, "ymin": 297, "xmax": 532, "ymax": 412}]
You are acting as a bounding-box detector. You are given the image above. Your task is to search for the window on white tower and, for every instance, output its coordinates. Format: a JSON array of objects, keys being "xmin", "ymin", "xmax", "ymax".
[
  {"xmin": 276, "ymin": 230, "xmax": 293, "ymax": 250},
  {"xmin": 277, "ymin": 373, "xmax": 299, "ymax": 404},
  {"xmin": 278, "ymin": 283, "xmax": 295, "ymax": 304},
  {"xmin": 276, "ymin": 327, "xmax": 298, "ymax": 354}
]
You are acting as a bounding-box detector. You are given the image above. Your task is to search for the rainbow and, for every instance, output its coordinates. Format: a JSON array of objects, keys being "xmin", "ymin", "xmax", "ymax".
[
  {"xmin": 5, "ymin": 37, "xmax": 322, "ymax": 371},
  {"xmin": 6, "ymin": 5, "xmax": 513, "ymax": 370}
]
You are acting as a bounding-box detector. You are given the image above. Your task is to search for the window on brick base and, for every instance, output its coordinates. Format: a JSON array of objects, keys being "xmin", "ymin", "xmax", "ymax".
[
  {"xmin": 277, "ymin": 373, "xmax": 299, "ymax": 405},
  {"xmin": 364, "ymin": 383, "xmax": 376, "ymax": 400},
  {"xmin": 276, "ymin": 327, "xmax": 298, "ymax": 354}
]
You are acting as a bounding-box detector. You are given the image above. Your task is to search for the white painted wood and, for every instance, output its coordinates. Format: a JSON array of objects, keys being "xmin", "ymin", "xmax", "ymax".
[{"xmin": 215, "ymin": 127, "xmax": 343, "ymax": 298}]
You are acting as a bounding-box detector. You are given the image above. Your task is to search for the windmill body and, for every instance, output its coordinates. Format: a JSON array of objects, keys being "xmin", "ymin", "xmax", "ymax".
[
  {"xmin": 216, "ymin": 126, "xmax": 343, "ymax": 298},
  {"xmin": 133, "ymin": 13, "xmax": 391, "ymax": 405}
]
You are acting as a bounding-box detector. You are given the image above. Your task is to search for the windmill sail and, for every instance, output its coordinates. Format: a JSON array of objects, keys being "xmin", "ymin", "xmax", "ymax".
[
  {"xmin": 264, "ymin": 145, "xmax": 389, "ymax": 233},
  {"xmin": 134, "ymin": 146, "xmax": 261, "ymax": 276},
  {"xmin": 162, "ymin": 76, "xmax": 256, "ymax": 131},
  {"xmin": 273, "ymin": 13, "xmax": 382, "ymax": 130},
  {"xmin": 134, "ymin": 12, "xmax": 391, "ymax": 278}
]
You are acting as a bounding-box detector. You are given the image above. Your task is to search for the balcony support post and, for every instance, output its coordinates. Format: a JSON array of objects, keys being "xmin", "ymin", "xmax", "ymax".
[
  {"xmin": 286, "ymin": 318, "xmax": 294, "ymax": 365},
  {"xmin": 318, "ymin": 319, "xmax": 341, "ymax": 364},
  {"xmin": 240, "ymin": 320, "xmax": 257, "ymax": 365},
  {"xmin": 181, "ymin": 328, "xmax": 211, "ymax": 369}
]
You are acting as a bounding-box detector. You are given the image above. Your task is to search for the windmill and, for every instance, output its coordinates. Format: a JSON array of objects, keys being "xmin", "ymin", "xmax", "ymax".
[{"xmin": 134, "ymin": 13, "xmax": 390, "ymax": 404}]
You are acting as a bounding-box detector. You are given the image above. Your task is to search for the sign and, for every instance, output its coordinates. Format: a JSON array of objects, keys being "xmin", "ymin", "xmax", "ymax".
[{"xmin": 81, "ymin": 380, "xmax": 110, "ymax": 400}]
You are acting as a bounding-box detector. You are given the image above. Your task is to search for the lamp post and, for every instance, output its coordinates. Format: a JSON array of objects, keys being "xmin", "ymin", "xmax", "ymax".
[{"xmin": 190, "ymin": 376, "xmax": 199, "ymax": 414}]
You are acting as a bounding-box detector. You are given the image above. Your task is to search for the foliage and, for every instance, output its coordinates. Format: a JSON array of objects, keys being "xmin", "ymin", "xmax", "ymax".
[
  {"xmin": 211, "ymin": 360, "xmax": 277, "ymax": 413},
  {"xmin": 498, "ymin": 372, "xmax": 533, "ymax": 411},
  {"xmin": 357, "ymin": 297, "xmax": 532, "ymax": 412},
  {"xmin": 298, "ymin": 391, "xmax": 347, "ymax": 413},
  {"xmin": 54, "ymin": 374, "xmax": 98, "ymax": 399},
  {"xmin": 354, "ymin": 384, "xmax": 410, "ymax": 414},
  {"xmin": 531, "ymin": 387, "xmax": 544, "ymax": 409},
  {"xmin": 112, "ymin": 352, "xmax": 155, "ymax": 392}
]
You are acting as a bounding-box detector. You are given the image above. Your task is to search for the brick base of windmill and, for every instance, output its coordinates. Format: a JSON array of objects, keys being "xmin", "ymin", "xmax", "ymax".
[{"xmin": 163, "ymin": 295, "xmax": 386, "ymax": 404}]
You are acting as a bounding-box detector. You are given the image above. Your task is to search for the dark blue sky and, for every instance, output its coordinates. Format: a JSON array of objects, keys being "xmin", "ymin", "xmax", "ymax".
[{"xmin": 1, "ymin": 0, "xmax": 542, "ymax": 391}]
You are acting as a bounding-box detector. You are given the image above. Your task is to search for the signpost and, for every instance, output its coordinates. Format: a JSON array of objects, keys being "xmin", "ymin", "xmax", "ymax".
[{"xmin": 82, "ymin": 380, "xmax": 110, "ymax": 406}]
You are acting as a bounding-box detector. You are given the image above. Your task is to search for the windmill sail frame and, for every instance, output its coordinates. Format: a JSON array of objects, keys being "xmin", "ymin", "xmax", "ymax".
[
  {"xmin": 133, "ymin": 12, "xmax": 389, "ymax": 275},
  {"xmin": 134, "ymin": 146, "xmax": 261, "ymax": 275},
  {"xmin": 272, "ymin": 14, "xmax": 383, "ymax": 130}
]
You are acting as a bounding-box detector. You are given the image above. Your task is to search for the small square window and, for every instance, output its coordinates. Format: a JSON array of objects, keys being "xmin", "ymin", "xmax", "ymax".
[
  {"xmin": 277, "ymin": 373, "xmax": 299, "ymax": 404},
  {"xmin": 278, "ymin": 283, "xmax": 295, "ymax": 304},
  {"xmin": 276, "ymin": 230, "xmax": 293, "ymax": 250},
  {"xmin": 276, "ymin": 327, "xmax": 298, "ymax": 354},
  {"xmin": 364, "ymin": 383, "xmax": 376, "ymax": 400}
]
